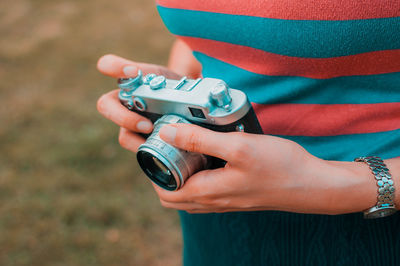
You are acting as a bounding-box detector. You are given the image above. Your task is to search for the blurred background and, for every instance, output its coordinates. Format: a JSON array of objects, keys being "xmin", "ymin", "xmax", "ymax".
[{"xmin": 0, "ymin": 0, "xmax": 181, "ymax": 265}]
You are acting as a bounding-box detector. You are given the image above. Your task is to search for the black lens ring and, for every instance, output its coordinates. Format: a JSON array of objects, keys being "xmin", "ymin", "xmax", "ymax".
[{"xmin": 137, "ymin": 150, "xmax": 178, "ymax": 191}]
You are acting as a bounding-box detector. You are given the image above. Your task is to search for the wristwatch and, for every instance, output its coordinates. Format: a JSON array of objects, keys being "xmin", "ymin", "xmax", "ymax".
[{"xmin": 354, "ymin": 156, "xmax": 398, "ymax": 219}]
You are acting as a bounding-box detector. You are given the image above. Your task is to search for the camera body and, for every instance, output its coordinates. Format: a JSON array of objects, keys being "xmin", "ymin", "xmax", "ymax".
[{"xmin": 118, "ymin": 70, "xmax": 263, "ymax": 191}]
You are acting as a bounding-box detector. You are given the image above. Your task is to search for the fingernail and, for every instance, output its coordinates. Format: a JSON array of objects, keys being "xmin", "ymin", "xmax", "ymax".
[
  {"xmin": 123, "ymin": 66, "xmax": 137, "ymax": 77},
  {"xmin": 160, "ymin": 125, "xmax": 177, "ymax": 143},
  {"xmin": 136, "ymin": 121, "xmax": 152, "ymax": 133}
]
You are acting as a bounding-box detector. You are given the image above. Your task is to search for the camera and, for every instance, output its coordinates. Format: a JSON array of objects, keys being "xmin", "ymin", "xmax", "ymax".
[{"xmin": 118, "ymin": 70, "xmax": 263, "ymax": 191}]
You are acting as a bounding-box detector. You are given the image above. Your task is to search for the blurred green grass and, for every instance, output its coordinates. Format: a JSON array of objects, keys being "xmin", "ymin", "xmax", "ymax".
[{"xmin": 0, "ymin": 0, "xmax": 181, "ymax": 265}]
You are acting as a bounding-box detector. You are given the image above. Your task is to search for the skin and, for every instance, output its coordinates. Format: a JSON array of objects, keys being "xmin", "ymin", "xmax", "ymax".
[{"xmin": 97, "ymin": 40, "xmax": 400, "ymax": 215}]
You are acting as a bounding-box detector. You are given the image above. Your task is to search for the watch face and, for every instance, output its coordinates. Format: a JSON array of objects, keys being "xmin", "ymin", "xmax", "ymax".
[{"xmin": 365, "ymin": 207, "xmax": 398, "ymax": 219}]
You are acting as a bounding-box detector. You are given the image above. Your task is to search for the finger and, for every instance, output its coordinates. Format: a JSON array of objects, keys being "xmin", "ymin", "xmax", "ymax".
[
  {"xmin": 97, "ymin": 54, "xmax": 182, "ymax": 79},
  {"xmin": 159, "ymin": 123, "xmax": 248, "ymax": 163},
  {"xmin": 158, "ymin": 203, "xmax": 268, "ymax": 214},
  {"xmin": 159, "ymin": 199, "xmax": 203, "ymax": 211},
  {"xmin": 97, "ymin": 90, "xmax": 153, "ymax": 133},
  {"xmin": 119, "ymin": 128, "xmax": 145, "ymax": 152},
  {"xmin": 152, "ymin": 168, "xmax": 228, "ymax": 204},
  {"xmin": 188, "ymin": 207, "xmax": 268, "ymax": 214}
]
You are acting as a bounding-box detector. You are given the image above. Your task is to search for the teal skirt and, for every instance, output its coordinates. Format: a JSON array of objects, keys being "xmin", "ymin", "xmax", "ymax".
[{"xmin": 180, "ymin": 211, "xmax": 400, "ymax": 266}]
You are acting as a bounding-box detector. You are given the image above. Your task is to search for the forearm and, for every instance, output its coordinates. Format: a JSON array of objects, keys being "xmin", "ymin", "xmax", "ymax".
[
  {"xmin": 297, "ymin": 156, "xmax": 400, "ymax": 215},
  {"xmin": 167, "ymin": 39, "xmax": 202, "ymax": 78},
  {"xmin": 149, "ymin": 124, "xmax": 400, "ymax": 215}
]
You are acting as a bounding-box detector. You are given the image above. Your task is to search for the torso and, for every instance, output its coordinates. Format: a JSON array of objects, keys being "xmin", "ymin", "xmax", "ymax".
[{"xmin": 156, "ymin": 1, "xmax": 400, "ymax": 265}]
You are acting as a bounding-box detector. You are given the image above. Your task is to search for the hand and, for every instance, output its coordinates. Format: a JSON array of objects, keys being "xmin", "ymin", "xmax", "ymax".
[
  {"xmin": 96, "ymin": 54, "xmax": 383, "ymax": 215},
  {"xmin": 96, "ymin": 54, "xmax": 182, "ymax": 152},
  {"xmin": 152, "ymin": 123, "xmax": 327, "ymax": 214}
]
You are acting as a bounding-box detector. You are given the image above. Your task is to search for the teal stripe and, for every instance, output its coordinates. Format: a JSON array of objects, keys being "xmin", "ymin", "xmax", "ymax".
[
  {"xmin": 278, "ymin": 128, "xmax": 400, "ymax": 161},
  {"xmin": 158, "ymin": 6, "xmax": 400, "ymax": 58},
  {"xmin": 194, "ymin": 52, "xmax": 400, "ymax": 104}
]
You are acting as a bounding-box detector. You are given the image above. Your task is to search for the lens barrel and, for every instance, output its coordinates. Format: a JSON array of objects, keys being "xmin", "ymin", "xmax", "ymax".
[{"xmin": 137, "ymin": 115, "xmax": 208, "ymax": 191}]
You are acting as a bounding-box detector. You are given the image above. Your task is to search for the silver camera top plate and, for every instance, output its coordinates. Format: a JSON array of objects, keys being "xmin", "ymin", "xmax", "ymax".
[{"xmin": 118, "ymin": 72, "xmax": 251, "ymax": 126}]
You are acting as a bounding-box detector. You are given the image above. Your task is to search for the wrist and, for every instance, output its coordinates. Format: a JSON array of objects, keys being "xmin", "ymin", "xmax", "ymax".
[{"xmin": 299, "ymin": 158, "xmax": 377, "ymax": 215}]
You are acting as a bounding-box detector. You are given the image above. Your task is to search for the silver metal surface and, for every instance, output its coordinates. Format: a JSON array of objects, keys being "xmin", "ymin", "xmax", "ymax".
[
  {"xmin": 133, "ymin": 97, "xmax": 147, "ymax": 112},
  {"xmin": 209, "ymin": 82, "xmax": 232, "ymax": 111},
  {"xmin": 149, "ymin": 75, "xmax": 167, "ymax": 90},
  {"xmin": 173, "ymin": 77, "xmax": 188, "ymax": 90},
  {"xmin": 118, "ymin": 75, "xmax": 251, "ymax": 125},
  {"xmin": 186, "ymin": 78, "xmax": 202, "ymax": 91},
  {"xmin": 137, "ymin": 115, "xmax": 209, "ymax": 191},
  {"xmin": 363, "ymin": 205, "xmax": 398, "ymax": 219},
  {"xmin": 355, "ymin": 156, "xmax": 398, "ymax": 219},
  {"xmin": 236, "ymin": 124, "xmax": 245, "ymax": 132},
  {"xmin": 118, "ymin": 70, "xmax": 143, "ymax": 91},
  {"xmin": 143, "ymin": 73, "xmax": 156, "ymax": 84},
  {"xmin": 126, "ymin": 99, "xmax": 134, "ymax": 110}
]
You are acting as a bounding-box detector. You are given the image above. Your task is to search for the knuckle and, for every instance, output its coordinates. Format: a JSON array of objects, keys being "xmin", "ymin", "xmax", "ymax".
[
  {"xmin": 157, "ymin": 190, "xmax": 179, "ymax": 203},
  {"xmin": 120, "ymin": 115, "xmax": 130, "ymax": 129},
  {"xmin": 230, "ymin": 139, "xmax": 251, "ymax": 160},
  {"xmin": 96, "ymin": 94, "xmax": 107, "ymax": 114},
  {"xmin": 185, "ymin": 131, "xmax": 202, "ymax": 152},
  {"xmin": 163, "ymin": 195, "xmax": 182, "ymax": 204},
  {"xmin": 214, "ymin": 198, "xmax": 231, "ymax": 208},
  {"xmin": 121, "ymin": 115, "xmax": 136, "ymax": 130},
  {"xmin": 118, "ymin": 131, "xmax": 128, "ymax": 148},
  {"xmin": 159, "ymin": 199, "xmax": 168, "ymax": 208},
  {"xmin": 237, "ymin": 201, "xmax": 254, "ymax": 210},
  {"xmin": 195, "ymin": 195, "xmax": 215, "ymax": 206},
  {"xmin": 160, "ymin": 200, "xmax": 175, "ymax": 210}
]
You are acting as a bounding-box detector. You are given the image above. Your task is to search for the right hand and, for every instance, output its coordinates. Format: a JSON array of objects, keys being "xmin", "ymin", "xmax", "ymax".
[{"xmin": 96, "ymin": 54, "xmax": 182, "ymax": 152}]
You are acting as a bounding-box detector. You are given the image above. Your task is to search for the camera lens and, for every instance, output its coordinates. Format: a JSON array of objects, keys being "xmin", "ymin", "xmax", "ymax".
[
  {"xmin": 137, "ymin": 115, "xmax": 209, "ymax": 191},
  {"xmin": 137, "ymin": 151, "xmax": 177, "ymax": 190}
]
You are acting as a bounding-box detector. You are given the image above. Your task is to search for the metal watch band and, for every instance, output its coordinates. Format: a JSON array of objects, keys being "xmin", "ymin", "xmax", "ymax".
[{"xmin": 354, "ymin": 156, "xmax": 398, "ymax": 219}]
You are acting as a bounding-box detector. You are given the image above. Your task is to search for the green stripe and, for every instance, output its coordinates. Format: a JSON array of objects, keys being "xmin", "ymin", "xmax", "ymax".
[
  {"xmin": 158, "ymin": 6, "xmax": 400, "ymax": 58},
  {"xmin": 279, "ymin": 128, "xmax": 400, "ymax": 161},
  {"xmin": 195, "ymin": 52, "xmax": 400, "ymax": 104}
]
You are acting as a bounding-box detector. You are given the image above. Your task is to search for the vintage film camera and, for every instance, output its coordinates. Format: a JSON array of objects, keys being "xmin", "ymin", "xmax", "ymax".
[{"xmin": 118, "ymin": 70, "xmax": 263, "ymax": 191}]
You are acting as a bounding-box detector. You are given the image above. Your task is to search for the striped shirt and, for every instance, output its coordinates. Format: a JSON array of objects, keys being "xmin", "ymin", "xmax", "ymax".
[{"xmin": 156, "ymin": 1, "xmax": 400, "ymax": 265}]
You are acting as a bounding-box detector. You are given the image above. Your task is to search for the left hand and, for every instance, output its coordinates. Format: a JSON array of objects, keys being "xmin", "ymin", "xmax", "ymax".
[{"xmin": 153, "ymin": 123, "xmax": 324, "ymax": 214}]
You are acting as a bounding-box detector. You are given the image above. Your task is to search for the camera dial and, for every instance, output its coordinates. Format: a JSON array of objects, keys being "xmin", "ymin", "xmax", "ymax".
[
  {"xmin": 149, "ymin": 76, "xmax": 167, "ymax": 90},
  {"xmin": 209, "ymin": 82, "xmax": 232, "ymax": 111},
  {"xmin": 118, "ymin": 70, "xmax": 143, "ymax": 92},
  {"xmin": 143, "ymin": 73, "xmax": 157, "ymax": 84}
]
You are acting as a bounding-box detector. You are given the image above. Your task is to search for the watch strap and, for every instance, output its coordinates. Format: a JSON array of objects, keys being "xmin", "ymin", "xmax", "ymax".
[{"xmin": 354, "ymin": 156, "xmax": 397, "ymax": 219}]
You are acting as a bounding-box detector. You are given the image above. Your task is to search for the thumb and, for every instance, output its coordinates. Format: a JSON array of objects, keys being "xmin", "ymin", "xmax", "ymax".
[
  {"xmin": 159, "ymin": 123, "xmax": 241, "ymax": 162},
  {"xmin": 97, "ymin": 54, "xmax": 182, "ymax": 79}
]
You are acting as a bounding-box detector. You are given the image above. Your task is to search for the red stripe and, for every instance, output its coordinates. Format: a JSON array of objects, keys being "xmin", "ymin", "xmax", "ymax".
[
  {"xmin": 253, "ymin": 103, "xmax": 400, "ymax": 136},
  {"xmin": 157, "ymin": 0, "xmax": 400, "ymax": 20},
  {"xmin": 180, "ymin": 36, "xmax": 400, "ymax": 79}
]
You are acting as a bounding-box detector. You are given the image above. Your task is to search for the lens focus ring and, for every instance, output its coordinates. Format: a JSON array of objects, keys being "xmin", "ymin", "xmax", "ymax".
[{"xmin": 137, "ymin": 115, "xmax": 208, "ymax": 191}]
